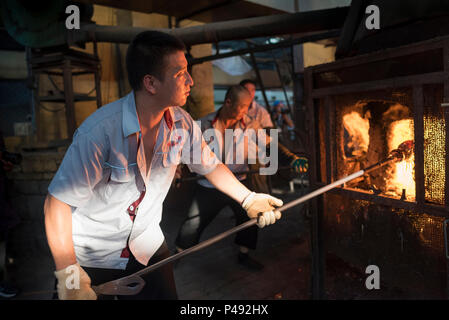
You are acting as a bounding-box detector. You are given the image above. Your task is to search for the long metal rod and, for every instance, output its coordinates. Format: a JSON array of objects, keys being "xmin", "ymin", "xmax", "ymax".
[
  {"xmin": 135, "ymin": 220, "xmax": 257, "ymax": 278},
  {"xmin": 93, "ymin": 154, "xmax": 400, "ymax": 296},
  {"xmin": 248, "ymin": 44, "xmax": 271, "ymax": 110},
  {"xmin": 93, "ymin": 170, "xmax": 363, "ymax": 296},
  {"xmin": 271, "ymin": 50, "xmax": 292, "ymax": 112}
]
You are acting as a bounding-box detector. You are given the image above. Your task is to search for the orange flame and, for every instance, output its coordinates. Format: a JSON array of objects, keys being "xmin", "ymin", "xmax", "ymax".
[
  {"xmin": 387, "ymin": 119, "xmax": 415, "ymax": 199},
  {"xmin": 343, "ymin": 112, "xmax": 370, "ymax": 157}
]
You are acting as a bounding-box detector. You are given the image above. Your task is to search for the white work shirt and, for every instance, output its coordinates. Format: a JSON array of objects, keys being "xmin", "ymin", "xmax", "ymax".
[
  {"xmin": 246, "ymin": 101, "xmax": 274, "ymax": 129},
  {"xmin": 197, "ymin": 108, "xmax": 266, "ymax": 188},
  {"xmin": 48, "ymin": 91, "xmax": 219, "ymax": 269}
]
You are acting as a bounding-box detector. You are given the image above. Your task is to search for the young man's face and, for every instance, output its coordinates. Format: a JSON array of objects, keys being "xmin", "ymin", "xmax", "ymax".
[
  {"xmin": 157, "ymin": 50, "xmax": 194, "ymax": 107},
  {"xmin": 242, "ymin": 83, "xmax": 256, "ymax": 102}
]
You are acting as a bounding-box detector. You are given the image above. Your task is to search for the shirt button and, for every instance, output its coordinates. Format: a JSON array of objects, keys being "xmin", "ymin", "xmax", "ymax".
[{"xmin": 130, "ymin": 205, "xmax": 134, "ymax": 210}]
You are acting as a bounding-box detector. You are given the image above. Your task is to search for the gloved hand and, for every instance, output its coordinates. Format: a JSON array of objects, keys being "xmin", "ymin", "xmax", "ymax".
[
  {"xmin": 291, "ymin": 156, "xmax": 308, "ymax": 173},
  {"xmin": 54, "ymin": 263, "xmax": 97, "ymax": 300},
  {"xmin": 256, "ymin": 210, "xmax": 282, "ymax": 228},
  {"xmin": 241, "ymin": 192, "xmax": 283, "ymax": 228}
]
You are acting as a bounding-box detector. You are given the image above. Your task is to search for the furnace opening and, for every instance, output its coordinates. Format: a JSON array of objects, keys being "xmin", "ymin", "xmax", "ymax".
[{"xmin": 340, "ymin": 100, "xmax": 416, "ymax": 201}]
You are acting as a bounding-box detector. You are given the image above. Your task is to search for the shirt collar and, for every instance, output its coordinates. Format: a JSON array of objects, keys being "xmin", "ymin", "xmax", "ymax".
[
  {"xmin": 211, "ymin": 108, "xmax": 222, "ymax": 126},
  {"xmin": 164, "ymin": 107, "xmax": 182, "ymax": 130},
  {"xmin": 122, "ymin": 92, "xmax": 140, "ymax": 137},
  {"xmin": 249, "ymin": 100, "xmax": 256, "ymax": 110},
  {"xmin": 122, "ymin": 91, "xmax": 182, "ymax": 137}
]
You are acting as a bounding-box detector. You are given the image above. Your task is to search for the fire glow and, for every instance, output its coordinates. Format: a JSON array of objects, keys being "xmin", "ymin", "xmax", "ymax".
[
  {"xmin": 342, "ymin": 109, "xmax": 416, "ymax": 200},
  {"xmin": 342, "ymin": 111, "xmax": 369, "ymax": 158},
  {"xmin": 387, "ymin": 119, "xmax": 415, "ymax": 199}
]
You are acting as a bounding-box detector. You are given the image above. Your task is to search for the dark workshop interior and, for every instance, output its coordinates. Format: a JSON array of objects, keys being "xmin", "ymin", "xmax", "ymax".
[{"xmin": 1, "ymin": 0, "xmax": 449, "ymax": 302}]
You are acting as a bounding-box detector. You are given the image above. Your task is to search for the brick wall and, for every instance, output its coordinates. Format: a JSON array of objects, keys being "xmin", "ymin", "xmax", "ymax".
[
  {"xmin": 8, "ymin": 151, "xmax": 64, "ymax": 218},
  {"xmin": 6, "ymin": 151, "xmax": 65, "ymax": 259}
]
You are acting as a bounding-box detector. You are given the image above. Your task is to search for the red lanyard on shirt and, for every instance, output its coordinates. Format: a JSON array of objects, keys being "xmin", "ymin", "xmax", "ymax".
[{"xmin": 127, "ymin": 131, "xmax": 145, "ymax": 222}]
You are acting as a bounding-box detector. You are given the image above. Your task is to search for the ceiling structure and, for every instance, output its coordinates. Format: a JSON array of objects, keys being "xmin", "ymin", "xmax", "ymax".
[{"xmin": 76, "ymin": 0, "xmax": 288, "ymax": 24}]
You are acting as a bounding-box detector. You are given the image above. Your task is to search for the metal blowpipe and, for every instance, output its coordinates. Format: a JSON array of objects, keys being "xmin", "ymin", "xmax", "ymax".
[{"xmin": 92, "ymin": 140, "xmax": 415, "ymax": 296}]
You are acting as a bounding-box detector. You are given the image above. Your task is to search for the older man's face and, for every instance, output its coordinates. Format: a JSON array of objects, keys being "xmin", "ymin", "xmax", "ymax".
[{"xmin": 229, "ymin": 93, "xmax": 252, "ymax": 121}]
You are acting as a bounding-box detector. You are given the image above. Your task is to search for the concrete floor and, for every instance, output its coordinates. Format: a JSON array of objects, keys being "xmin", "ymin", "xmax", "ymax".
[{"xmin": 164, "ymin": 188, "xmax": 311, "ymax": 300}]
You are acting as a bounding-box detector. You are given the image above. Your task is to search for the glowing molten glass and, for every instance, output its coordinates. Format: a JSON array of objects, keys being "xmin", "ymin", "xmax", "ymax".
[{"xmin": 387, "ymin": 119, "xmax": 415, "ymax": 199}]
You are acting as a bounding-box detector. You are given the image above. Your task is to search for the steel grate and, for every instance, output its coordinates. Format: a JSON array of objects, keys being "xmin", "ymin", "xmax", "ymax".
[{"xmin": 423, "ymin": 85, "xmax": 446, "ymax": 205}]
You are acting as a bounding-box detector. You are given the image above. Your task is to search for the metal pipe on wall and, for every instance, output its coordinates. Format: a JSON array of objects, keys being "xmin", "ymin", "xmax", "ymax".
[{"xmin": 72, "ymin": 7, "xmax": 349, "ymax": 46}]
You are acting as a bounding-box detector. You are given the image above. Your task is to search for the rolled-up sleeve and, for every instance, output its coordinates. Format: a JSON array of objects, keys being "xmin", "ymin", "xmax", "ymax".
[
  {"xmin": 48, "ymin": 131, "xmax": 106, "ymax": 208},
  {"xmin": 182, "ymin": 118, "xmax": 220, "ymax": 175}
]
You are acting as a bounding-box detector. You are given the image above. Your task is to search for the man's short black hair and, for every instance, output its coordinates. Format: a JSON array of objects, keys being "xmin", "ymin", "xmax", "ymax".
[
  {"xmin": 239, "ymin": 79, "xmax": 257, "ymax": 87},
  {"xmin": 126, "ymin": 31, "xmax": 186, "ymax": 91}
]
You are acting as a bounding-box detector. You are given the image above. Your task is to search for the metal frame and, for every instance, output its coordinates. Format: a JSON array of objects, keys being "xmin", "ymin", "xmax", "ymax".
[
  {"xmin": 27, "ymin": 43, "xmax": 102, "ymax": 139},
  {"xmin": 188, "ymin": 30, "xmax": 340, "ymax": 66},
  {"xmin": 304, "ymin": 35, "xmax": 449, "ymax": 299},
  {"xmin": 304, "ymin": 66, "xmax": 323, "ymax": 299},
  {"xmin": 271, "ymin": 51, "xmax": 292, "ymax": 113},
  {"xmin": 247, "ymin": 42, "xmax": 271, "ymax": 110},
  {"xmin": 306, "ymin": 35, "xmax": 449, "ymax": 218}
]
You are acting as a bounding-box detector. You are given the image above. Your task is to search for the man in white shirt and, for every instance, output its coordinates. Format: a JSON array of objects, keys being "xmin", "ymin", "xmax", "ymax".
[
  {"xmin": 239, "ymin": 79, "xmax": 274, "ymax": 194},
  {"xmin": 44, "ymin": 31, "xmax": 283, "ymax": 300},
  {"xmin": 176, "ymin": 85, "xmax": 297, "ymax": 271},
  {"xmin": 239, "ymin": 79, "xmax": 308, "ymax": 194}
]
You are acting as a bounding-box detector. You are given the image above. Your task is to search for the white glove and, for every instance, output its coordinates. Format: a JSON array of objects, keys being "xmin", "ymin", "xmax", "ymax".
[
  {"xmin": 241, "ymin": 192, "xmax": 283, "ymax": 228},
  {"xmin": 54, "ymin": 263, "xmax": 97, "ymax": 300},
  {"xmin": 257, "ymin": 210, "xmax": 282, "ymax": 228}
]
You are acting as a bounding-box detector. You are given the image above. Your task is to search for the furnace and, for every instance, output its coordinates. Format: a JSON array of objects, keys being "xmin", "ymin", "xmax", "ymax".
[{"xmin": 305, "ymin": 36, "xmax": 449, "ymax": 298}]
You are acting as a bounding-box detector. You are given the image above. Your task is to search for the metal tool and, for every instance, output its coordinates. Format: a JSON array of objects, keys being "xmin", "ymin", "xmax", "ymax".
[{"xmin": 92, "ymin": 140, "xmax": 414, "ymax": 296}]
